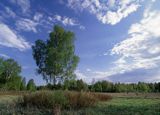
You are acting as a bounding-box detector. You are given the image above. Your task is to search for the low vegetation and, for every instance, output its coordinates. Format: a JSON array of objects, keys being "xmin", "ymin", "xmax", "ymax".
[
  {"xmin": 20, "ymin": 91, "xmax": 112, "ymax": 110},
  {"xmin": 0, "ymin": 93, "xmax": 159, "ymax": 115}
]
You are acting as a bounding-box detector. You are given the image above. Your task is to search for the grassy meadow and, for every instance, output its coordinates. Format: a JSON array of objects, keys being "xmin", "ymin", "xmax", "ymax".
[{"xmin": 0, "ymin": 91, "xmax": 159, "ymax": 115}]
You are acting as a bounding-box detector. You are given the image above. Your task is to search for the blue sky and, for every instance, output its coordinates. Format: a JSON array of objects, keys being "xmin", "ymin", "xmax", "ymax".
[{"xmin": 0, "ymin": 0, "xmax": 160, "ymax": 85}]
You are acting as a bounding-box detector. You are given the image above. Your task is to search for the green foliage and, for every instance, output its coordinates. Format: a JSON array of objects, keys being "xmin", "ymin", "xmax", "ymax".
[
  {"xmin": 37, "ymin": 79, "xmax": 160, "ymax": 93},
  {"xmin": 90, "ymin": 81, "xmax": 160, "ymax": 93},
  {"xmin": 0, "ymin": 58, "xmax": 21, "ymax": 85},
  {"xmin": 137, "ymin": 82, "xmax": 150, "ymax": 92},
  {"xmin": 52, "ymin": 90, "xmax": 67, "ymax": 108},
  {"xmin": 20, "ymin": 77, "xmax": 26, "ymax": 90},
  {"xmin": 32, "ymin": 25, "xmax": 79, "ymax": 85},
  {"xmin": 63, "ymin": 79, "xmax": 77, "ymax": 90},
  {"xmin": 27, "ymin": 79, "xmax": 36, "ymax": 91},
  {"xmin": 76, "ymin": 79, "xmax": 88, "ymax": 91},
  {"xmin": 93, "ymin": 82, "xmax": 103, "ymax": 92},
  {"xmin": 5, "ymin": 76, "xmax": 22, "ymax": 90},
  {"xmin": 0, "ymin": 58, "xmax": 23, "ymax": 91}
]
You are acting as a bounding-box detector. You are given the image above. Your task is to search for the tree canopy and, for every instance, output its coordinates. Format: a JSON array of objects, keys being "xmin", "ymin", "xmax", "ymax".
[
  {"xmin": 0, "ymin": 58, "xmax": 21, "ymax": 84},
  {"xmin": 0, "ymin": 57, "xmax": 23, "ymax": 90},
  {"xmin": 27, "ymin": 79, "xmax": 36, "ymax": 91},
  {"xmin": 32, "ymin": 25, "xmax": 79, "ymax": 85}
]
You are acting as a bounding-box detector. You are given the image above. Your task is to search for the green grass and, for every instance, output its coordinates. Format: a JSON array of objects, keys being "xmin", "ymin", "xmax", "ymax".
[
  {"xmin": 62, "ymin": 98, "xmax": 160, "ymax": 115},
  {"xmin": 0, "ymin": 93, "xmax": 160, "ymax": 115}
]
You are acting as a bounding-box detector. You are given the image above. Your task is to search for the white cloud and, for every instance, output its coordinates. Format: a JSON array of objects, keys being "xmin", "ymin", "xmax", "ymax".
[
  {"xmin": 75, "ymin": 69, "xmax": 111, "ymax": 83},
  {"xmin": 75, "ymin": 70, "xmax": 87, "ymax": 80},
  {"xmin": 34, "ymin": 13, "xmax": 43, "ymax": 22},
  {"xmin": 54, "ymin": 14, "xmax": 85, "ymax": 29},
  {"xmin": 79, "ymin": 25, "xmax": 85, "ymax": 30},
  {"xmin": 16, "ymin": 18, "xmax": 38, "ymax": 33},
  {"xmin": 98, "ymin": 3, "xmax": 140, "ymax": 25},
  {"xmin": 5, "ymin": 7, "xmax": 16, "ymax": 18},
  {"xmin": 0, "ymin": 23, "xmax": 31, "ymax": 51},
  {"xmin": 0, "ymin": 54, "xmax": 10, "ymax": 59},
  {"xmin": 76, "ymin": 3, "xmax": 160, "ymax": 83},
  {"xmin": 108, "ymin": 0, "xmax": 115, "ymax": 7},
  {"xmin": 54, "ymin": 15, "xmax": 78, "ymax": 26},
  {"xmin": 11, "ymin": 0, "xmax": 30, "ymax": 13},
  {"xmin": 67, "ymin": 0, "xmax": 141, "ymax": 25},
  {"xmin": 86, "ymin": 68, "xmax": 91, "ymax": 72},
  {"xmin": 108, "ymin": 6, "xmax": 160, "ymax": 80}
]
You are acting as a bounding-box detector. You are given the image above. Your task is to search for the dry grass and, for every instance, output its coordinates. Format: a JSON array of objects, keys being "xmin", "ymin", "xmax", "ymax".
[
  {"xmin": 20, "ymin": 91, "xmax": 112, "ymax": 110},
  {"xmin": 65, "ymin": 91, "xmax": 98, "ymax": 109},
  {"xmin": 92, "ymin": 93, "xmax": 112, "ymax": 101}
]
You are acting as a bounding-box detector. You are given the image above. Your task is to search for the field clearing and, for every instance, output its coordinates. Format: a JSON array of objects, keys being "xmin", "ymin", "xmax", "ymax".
[
  {"xmin": 0, "ymin": 92, "xmax": 159, "ymax": 115},
  {"xmin": 63, "ymin": 97, "xmax": 160, "ymax": 115},
  {"xmin": 106, "ymin": 92, "xmax": 160, "ymax": 99}
]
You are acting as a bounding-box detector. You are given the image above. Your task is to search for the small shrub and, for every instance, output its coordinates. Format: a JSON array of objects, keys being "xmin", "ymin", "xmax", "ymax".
[
  {"xmin": 65, "ymin": 91, "xmax": 98, "ymax": 109},
  {"xmin": 52, "ymin": 90, "xmax": 68, "ymax": 108},
  {"xmin": 22, "ymin": 91, "xmax": 55, "ymax": 108}
]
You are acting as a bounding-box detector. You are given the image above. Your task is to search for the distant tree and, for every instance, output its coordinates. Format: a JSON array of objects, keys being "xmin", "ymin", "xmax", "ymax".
[
  {"xmin": 101, "ymin": 81, "xmax": 113, "ymax": 92},
  {"xmin": 76, "ymin": 79, "xmax": 88, "ymax": 91},
  {"xmin": 20, "ymin": 77, "xmax": 26, "ymax": 90},
  {"xmin": 137, "ymin": 82, "xmax": 150, "ymax": 92},
  {"xmin": 93, "ymin": 82, "xmax": 102, "ymax": 92},
  {"xmin": 63, "ymin": 79, "xmax": 77, "ymax": 90},
  {"xmin": 46, "ymin": 83, "xmax": 53, "ymax": 90},
  {"xmin": 0, "ymin": 58, "xmax": 22, "ymax": 91},
  {"xmin": 6, "ymin": 75, "xmax": 22, "ymax": 90},
  {"xmin": 32, "ymin": 25, "xmax": 79, "ymax": 85},
  {"xmin": 27, "ymin": 79, "xmax": 36, "ymax": 91},
  {"xmin": 0, "ymin": 58, "xmax": 21, "ymax": 84},
  {"xmin": 154, "ymin": 82, "xmax": 160, "ymax": 92}
]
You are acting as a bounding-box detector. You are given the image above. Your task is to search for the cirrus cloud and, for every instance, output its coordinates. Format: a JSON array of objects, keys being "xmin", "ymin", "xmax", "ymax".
[
  {"xmin": 54, "ymin": 14, "xmax": 85, "ymax": 29},
  {"xmin": 0, "ymin": 23, "xmax": 31, "ymax": 51}
]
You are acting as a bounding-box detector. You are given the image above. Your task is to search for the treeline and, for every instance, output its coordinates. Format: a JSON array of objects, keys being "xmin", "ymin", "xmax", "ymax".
[
  {"xmin": 0, "ymin": 58, "xmax": 160, "ymax": 93},
  {"xmin": 0, "ymin": 58, "xmax": 36, "ymax": 91},
  {"xmin": 37, "ymin": 79, "xmax": 160, "ymax": 93}
]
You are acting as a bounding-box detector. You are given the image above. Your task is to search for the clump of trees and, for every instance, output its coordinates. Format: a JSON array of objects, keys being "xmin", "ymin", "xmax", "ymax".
[
  {"xmin": 90, "ymin": 81, "xmax": 160, "ymax": 93},
  {"xmin": 0, "ymin": 58, "xmax": 22, "ymax": 90},
  {"xmin": 27, "ymin": 79, "xmax": 36, "ymax": 91},
  {"xmin": 37, "ymin": 79, "xmax": 160, "ymax": 93},
  {"xmin": 0, "ymin": 57, "xmax": 36, "ymax": 91},
  {"xmin": 0, "ymin": 56, "xmax": 159, "ymax": 93}
]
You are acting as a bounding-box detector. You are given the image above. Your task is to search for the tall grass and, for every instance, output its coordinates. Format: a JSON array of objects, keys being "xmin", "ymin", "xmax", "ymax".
[
  {"xmin": 65, "ymin": 91, "xmax": 97, "ymax": 109},
  {"xmin": 20, "ymin": 91, "xmax": 112, "ymax": 109}
]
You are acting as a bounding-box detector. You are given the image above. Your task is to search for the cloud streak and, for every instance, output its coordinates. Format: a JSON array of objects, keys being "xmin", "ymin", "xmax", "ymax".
[
  {"xmin": 16, "ymin": 18, "xmax": 38, "ymax": 33},
  {"xmin": 0, "ymin": 54, "xmax": 10, "ymax": 59},
  {"xmin": 0, "ymin": 23, "xmax": 31, "ymax": 51},
  {"xmin": 10, "ymin": 0, "xmax": 30, "ymax": 13},
  {"xmin": 54, "ymin": 14, "xmax": 85, "ymax": 29}
]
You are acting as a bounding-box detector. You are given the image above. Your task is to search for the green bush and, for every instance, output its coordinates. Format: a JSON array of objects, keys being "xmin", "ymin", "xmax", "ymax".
[{"xmin": 52, "ymin": 90, "xmax": 67, "ymax": 108}]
